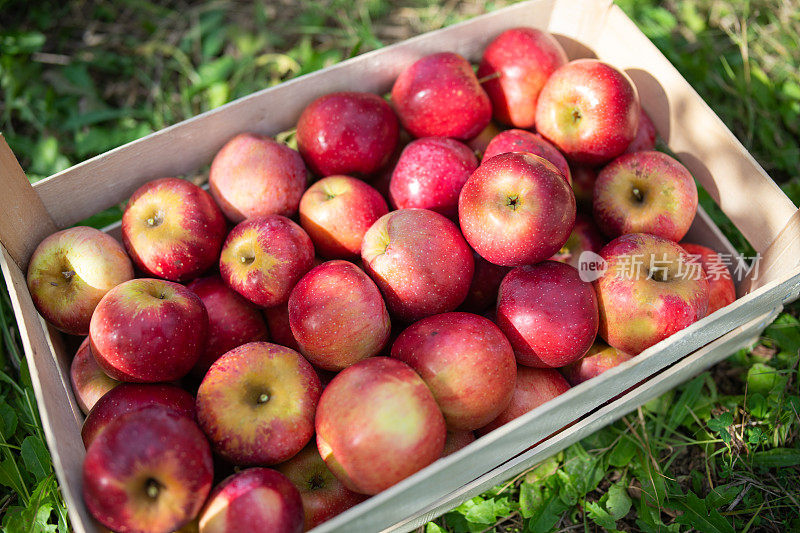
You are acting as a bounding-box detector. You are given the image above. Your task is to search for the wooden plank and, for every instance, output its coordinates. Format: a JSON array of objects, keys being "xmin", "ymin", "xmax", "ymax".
[
  {"xmin": 0, "ymin": 246, "xmax": 94, "ymax": 532},
  {"xmin": 0, "ymin": 135, "xmax": 57, "ymax": 268},
  {"xmin": 391, "ymin": 308, "xmax": 778, "ymax": 531},
  {"xmin": 590, "ymin": 6, "xmax": 797, "ymax": 255}
]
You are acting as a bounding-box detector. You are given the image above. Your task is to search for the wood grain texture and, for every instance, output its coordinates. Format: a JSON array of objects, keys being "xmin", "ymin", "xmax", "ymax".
[
  {"xmin": 0, "ymin": 246, "xmax": 94, "ymax": 532},
  {"xmin": 0, "ymin": 136, "xmax": 57, "ymax": 268}
]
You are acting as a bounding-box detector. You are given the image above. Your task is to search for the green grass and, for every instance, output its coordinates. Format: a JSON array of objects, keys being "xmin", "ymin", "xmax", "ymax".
[{"xmin": 1, "ymin": 1, "xmax": 799, "ymax": 531}]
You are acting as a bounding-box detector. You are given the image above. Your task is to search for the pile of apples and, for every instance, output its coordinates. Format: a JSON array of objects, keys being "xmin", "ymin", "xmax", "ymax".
[{"xmin": 25, "ymin": 26, "xmax": 738, "ymax": 533}]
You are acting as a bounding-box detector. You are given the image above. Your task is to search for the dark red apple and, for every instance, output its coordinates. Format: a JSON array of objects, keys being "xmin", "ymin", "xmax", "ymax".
[
  {"xmin": 477, "ymin": 27, "xmax": 568, "ymax": 128},
  {"xmin": 497, "ymin": 261, "xmax": 598, "ymax": 368},
  {"xmin": 570, "ymin": 163, "xmax": 598, "ymax": 209},
  {"xmin": 199, "ymin": 468, "xmax": 303, "ymax": 533},
  {"xmin": 459, "ymin": 152, "xmax": 576, "ymax": 267},
  {"xmin": 196, "ymin": 342, "xmax": 321, "ymax": 465},
  {"xmin": 680, "ymin": 243, "xmax": 736, "ymax": 313},
  {"xmin": 316, "ymin": 357, "xmax": 446, "ymax": 495},
  {"xmin": 265, "ymin": 304, "xmax": 301, "ymax": 352},
  {"xmin": 219, "ymin": 215, "xmax": 315, "ymax": 308},
  {"xmin": 299, "ymin": 175, "xmax": 388, "ymax": 259},
  {"xmin": 276, "ymin": 442, "xmax": 367, "ymax": 530},
  {"xmin": 482, "ymin": 129, "xmax": 571, "ymax": 184},
  {"xmin": 122, "ymin": 177, "xmax": 227, "ymax": 282},
  {"xmin": 209, "ymin": 133, "xmax": 309, "ymax": 222},
  {"xmin": 625, "ymin": 109, "xmax": 657, "ymax": 153},
  {"xmin": 83, "ymin": 407, "xmax": 213, "ymax": 533},
  {"xmin": 443, "ymin": 430, "xmax": 476, "ymax": 457},
  {"xmin": 459, "ymin": 252, "xmax": 511, "ymax": 313},
  {"xmin": 389, "ymin": 137, "xmax": 478, "ymax": 217},
  {"xmin": 466, "ymin": 122, "xmax": 503, "ymax": 159},
  {"xmin": 391, "ymin": 312, "xmax": 516, "ymax": 430},
  {"xmin": 361, "ymin": 209, "xmax": 474, "ymax": 322},
  {"xmin": 535, "ymin": 59, "xmax": 640, "ymax": 164},
  {"xmin": 70, "ymin": 337, "xmax": 120, "ymax": 415},
  {"xmin": 477, "ymin": 367, "xmax": 571, "ymax": 435},
  {"xmin": 186, "ymin": 275, "xmax": 270, "ymax": 376},
  {"xmin": 89, "ymin": 278, "xmax": 208, "ymax": 382},
  {"xmin": 289, "ymin": 260, "xmax": 391, "ymax": 371},
  {"xmin": 550, "ymin": 213, "xmax": 605, "ymax": 270},
  {"xmin": 81, "ymin": 383, "xmax": 196, "ymax": 448},
  {"xmin": 391, "ymin": 52, "xmax": 491, "ymax": 140},
  {"xmin": 297, "ymin": 91, "xmax": 399, "ymax": 178}
]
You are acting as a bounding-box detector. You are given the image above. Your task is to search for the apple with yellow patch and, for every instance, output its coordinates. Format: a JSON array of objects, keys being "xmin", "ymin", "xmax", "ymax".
[
  {"xmin": 26, "ymin": 226, "xmax": 134, "ymax": 335},
  {"xmin": 593, "ymin": 150, "xmax": 698, "ymax": 242},
  {"xmin": 594, "ymin": 233, "xmax": 710, "ymax": 355},
  {"xmin": 122, "ymin": 177, "xmax": 227, "ymax": 282},
  {"xmin": 196, "ymin": 342, "xmax": 322, "ymax": 465},
  {"xmin": 220, "ymin": 215, "xmax": 315, "ymax": 308},
  {"xmin": 70, "ymin": 337, "xmax": 120, "ymax": 414},
  {"xmin": 315, "ymin": 357, "xmax": 446, "ymax": 495},
  {"xmin": 199, "ymin": 468, "xmax": 303, "ymax": 533}
]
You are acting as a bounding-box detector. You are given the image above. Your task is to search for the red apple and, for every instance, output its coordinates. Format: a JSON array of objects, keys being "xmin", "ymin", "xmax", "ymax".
[
  {"xmin": 297, "ymin": 91, "xmax": 399, "ymax": 178},
  {"xmin": 289, "ymin": 261, "xmax": 390, "ymax": 371},
  {"xmin": 70, "ymin": 337, "xmax": 120, "ymax": 415},
  {"xmin": 316, "ymin": 357, "xmax": 446, "ymax": 495},
  {"xmin": 560, "ymin": 341, "xmax": 634, "ymax": 386},
  {"xmin": 26, "ymin": 226, "xmax": 134, "ymax": 335},
  {"xmin": 186, "ymin": 276, "xmax": 270, "ymax": 376},
  {"xmin": 81, "ymin": 383, "xmax": 196, "ymax": 448},
  {"xmin": 482, "ymin": 129, "xmax": 572, "ymax": 184},
  {"xmin": 535, "ymin": 59, "xmax": 640, "ymax": 164},
  {"xmin": 680, "ymin": 243, "xmax": 736, "ymax": 313},
  {"xmin": 466, "ymin": 122, "xmax": 503, "ymax": 159},
  {"xmin": 570, "ymin": 163, "xmax": 598, "ymax": 209},
  {"xmin": 625, "ymin": 109, "xmax": 657, "ymax": 153},
  {"xmin": 276, "ymin": 442, "xmax": 367, "ymax": 530},
  {"xmin": 443, "ymin": 430, "xmax": 475, "ymax": 457},
  {"xmin": 550, "ymin": 213, "xmax": 605, "ymax": 270},
  {"xmin": 196, "ymin": 342, "xmax": 321, "ymax": 465},
  {"xmin": 122, "ymin": 177, "xmax": 227, "ymax": 282},
  {"xmin": 219, "ymin": 215, "xmax": 315, "ymax": 308},
  {"xmin": 477, "ymin": 27, "xmax": 568, "ymax": 128},
  {"xmin": 199, "ymin": 468, "xmax": 303, "ymax": 533},
  {"xmin": 477, "ymin": 366, "xmax": 571, "ymax": 435},
  {"xmin": 391, "ymin": 52, "xmax": 491, "ymax": 140},
  {"xmin": 595, "ymin": 233, "xmax": 710, "ymax": 355},
  {"xmin": 90, "ymin": 278, "xmax": 208, "ymax": 382},
  {"xmin": 83, "ymin": 407, "xmax": 213, "ymax": 533},
  {"xmin": 299, "ymin": 175, "xmax": 388, "ymax": 259},
  {"xmin": 361, "ymin": 209, "xmax": 474, "ymax": 322},
  {"xmin": 458, "ymin": 152, "xmax": 576, "ymax": 267},
  {"xmin": 209, "ymin": 133, "xmax": 309, "ymax": 222},
  {"xmin": 265, "ymin": 304, "xmax": 301, "ymax": 352},
  {"xmin": 391, "ymin": 312, "xmax": 516, "ymax": 430},
  {"xmin": 593, "ymin": 150, "xmax": 698, "ymax": 241},
  {"xmin": 459, "ymin": 252, "xmax": 511, "ymax": 313},
  {"xmin": 497, "ymin": 261, "xmax": 598, "ymax": 368},
  {"xmin": 388, "ymin": 137, "xmax": 478, "ymax": 218}
]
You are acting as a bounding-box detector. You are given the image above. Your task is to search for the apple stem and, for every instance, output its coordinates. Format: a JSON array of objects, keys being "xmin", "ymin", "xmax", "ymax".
[
  {"xmin": 476, "ymin": 72, "xmax": 501, "ymax": 84},
  {"xmin": 61, "ymin": 270, "xmax": 75, "ymax": 281},
  {"xmin": 257, "ymin": 393, "xmax": 270, "ymax": 404},
  {"xmin": 145, "ymin": 478, "xmax": 161, "ymax": 500},
  {"xmin": 632, "ymin": 187, "xmax": 644, "ymax": 202}
]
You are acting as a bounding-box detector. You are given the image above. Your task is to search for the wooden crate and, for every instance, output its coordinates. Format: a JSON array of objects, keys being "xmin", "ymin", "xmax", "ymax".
[{"xmin": 1, "ymin": 0, "xmax": 800, "ymax": 531}]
